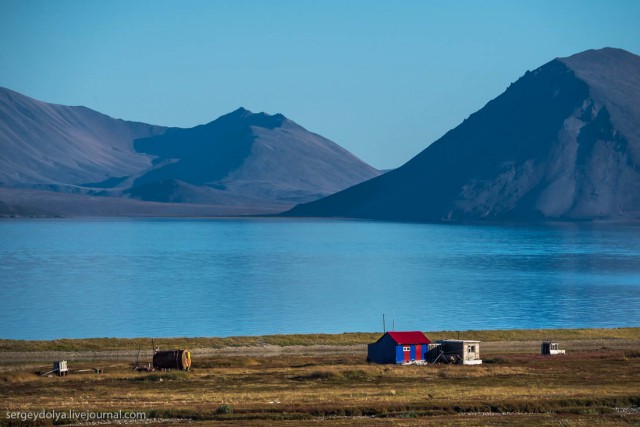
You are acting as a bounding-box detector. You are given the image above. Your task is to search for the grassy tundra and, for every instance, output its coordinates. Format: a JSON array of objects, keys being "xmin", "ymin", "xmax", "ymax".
[{"xmin": 1, "ymin": 328, "xmax": 639, "ymax": 426}]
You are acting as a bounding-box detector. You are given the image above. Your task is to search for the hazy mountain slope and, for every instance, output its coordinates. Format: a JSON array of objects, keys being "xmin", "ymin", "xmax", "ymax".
[
  {"xmin": 0, "ymin": 87, "xmax": 167, "ymax": 186},
  {"xmin": 0, "ymin": 199, "xmax": 56, "ymax": 218},
  {"xmin": 0, "ymin": 187, "xmax": 281, "ymax": 217},
  {"xmin": 0, "ymin": 89, "xmax": 379, "ymax": 215},
  {"xmin": 285, "ymin": 48, "xmax": 640, "ymax": 222},
  {"xmin": 132, "ymin": 108, "xmax": 380, "ymax": 204}
]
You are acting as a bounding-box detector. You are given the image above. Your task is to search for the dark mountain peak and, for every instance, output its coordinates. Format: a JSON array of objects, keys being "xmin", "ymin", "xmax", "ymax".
[
  {"xmin": 214, "ymin": 107, "xmax": 288, "ymax": 130},
  {"xmin": 557, "ymin": 47, "xmax": 640, "ymax": 151},
  {"xmin": 286, "ymin": 48, "xmax": 640, "ymax": 222},
  {"xmin": 131, "ymin": 102, "xmax": 379, "ymax": 201},
  {"xmin": 229, "ymin": 106, "xmax": 253, "ymax": 117},
  {"xmin": 557, "ymin": 47, "xmax": 640, "ymax": 84},
  {"xmin": 559, "ymin": 47, "xmax": 637, "ymax": 65}
]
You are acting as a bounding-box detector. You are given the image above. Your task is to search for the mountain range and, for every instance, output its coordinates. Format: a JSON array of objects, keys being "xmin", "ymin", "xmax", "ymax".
[
  {"xmin": 285, "ymin": 48, "xmax": 640, "ymax": 222},
  {"xmin": 0, "ymin": 88, "xmax": 379, "ymax": 217},
  {"xmin": 2, "ymin": 47, "xmax": 638, "ymax": 221}
]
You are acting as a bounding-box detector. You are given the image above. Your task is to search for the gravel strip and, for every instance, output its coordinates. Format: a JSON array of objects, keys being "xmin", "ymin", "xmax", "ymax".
[
  {"xmin": 0, "ymin": 344, "xmax": 366, "ymax": 363},
  {"xmin": 1, "ymin": 339, "xmax": 637, "ymax": 363}
]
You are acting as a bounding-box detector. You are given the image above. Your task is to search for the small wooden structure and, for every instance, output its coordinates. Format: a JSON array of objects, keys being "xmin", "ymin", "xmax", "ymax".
[
  {"xmin": 427, "ymin": 340, "xmax": 482, "ymax": 365},
  {"xmin": 367, "ymin": 331, "xmax": 431, "ymax": 364},
  {"xmin": 132, "ymin": 344, "xmax": 154, "ymax": 372},
  {"xmin": 541, "ymin": 341, "xmax": 565, "ymax": 355},
  {"xmin": 153, "ymin": 349, "xmax": 191, "ymax": 371},
  {"xmin": 54, "ymin": 360, "xmax": 68, "ymax": 376},
  {"xmin": 41, "ymin": 360, "xmax": 69, "ymax": 376}
]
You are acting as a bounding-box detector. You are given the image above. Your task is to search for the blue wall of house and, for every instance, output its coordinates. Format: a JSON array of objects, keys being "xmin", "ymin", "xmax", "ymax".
[
  {"xmin": 367, "ymin": 334, "xmax": 397, "ymax": 364},
  {"xmin": 368, "ymin": 335, "xmax": 428, "ymax": 364},
  {"xmin": 394, "ymin": 344, "xmax": 425, "ymax": 364},
  {"xmin": 395, "ymin": 345, "xmax": 403, "ymax": 364}
]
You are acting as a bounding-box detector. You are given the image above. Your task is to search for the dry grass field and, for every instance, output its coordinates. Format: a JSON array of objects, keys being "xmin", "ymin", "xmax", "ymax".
[{"xmin": 1, "ymin": 328, "xmax": 639, "ymax": 426}]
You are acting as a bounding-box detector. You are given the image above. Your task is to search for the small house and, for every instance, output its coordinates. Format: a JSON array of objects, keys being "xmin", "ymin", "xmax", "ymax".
[
  {"xmin": 367, "ymin": 331, "xmax": 431, "ymax": 364},
  {"xmin": 541, "ymin": 341, "xmax": 565, "ymax": 355},
  {"xmin": 426, "ymin": 340, "xmax": 482, "ymax": 365}
]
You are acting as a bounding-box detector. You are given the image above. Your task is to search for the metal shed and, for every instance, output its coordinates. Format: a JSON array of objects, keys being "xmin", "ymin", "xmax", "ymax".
[{"xmin": 367, "ymin": 331, "xmax": 431, "ymax": 364}]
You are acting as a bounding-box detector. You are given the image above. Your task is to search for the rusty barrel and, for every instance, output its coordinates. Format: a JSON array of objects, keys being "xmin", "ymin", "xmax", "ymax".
[{"xmin": 153, "ymin": 349, "xmax": 191, "ymax": 371}]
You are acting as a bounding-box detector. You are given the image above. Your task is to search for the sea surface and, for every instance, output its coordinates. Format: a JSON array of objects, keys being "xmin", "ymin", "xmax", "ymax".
[{"xmin": 0, "ymin": 218, "xmax": 639, "ymax": 340}]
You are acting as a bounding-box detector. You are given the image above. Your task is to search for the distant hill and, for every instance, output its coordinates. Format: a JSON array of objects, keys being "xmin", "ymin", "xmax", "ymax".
[
  {"xmin": 129, "ymin": 107, "xmax": 380, "ymax": 205},
  {"xmin": 0, "ymin": 87, "xmax": 166, "ymax": 187},
  {"xmin": 0, "ymin": 89, "xmax": 379, "ymax": 216},
  {"xmin": 285, "ymin": 48, "xmax": 640, "ymax": 222}
]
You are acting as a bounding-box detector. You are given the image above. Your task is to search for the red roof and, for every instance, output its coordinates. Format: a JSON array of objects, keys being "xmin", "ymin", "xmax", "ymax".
[{"xmin": 386, "ymin": 331, "xmax": 431, "ymax": 345}]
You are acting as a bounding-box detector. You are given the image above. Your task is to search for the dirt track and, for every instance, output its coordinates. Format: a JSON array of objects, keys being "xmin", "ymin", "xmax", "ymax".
[{"xmin": 1, "ymin": 339, "xmax": 638, "ymax": 363}]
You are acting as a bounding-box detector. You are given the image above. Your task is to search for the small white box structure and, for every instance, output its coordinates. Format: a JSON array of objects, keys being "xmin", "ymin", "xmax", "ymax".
[
  {"xmin": 427, "ymin": 340, "xmax": 482, "ymax": 365},
  {"xmin": 54, "ymin": 360, "xmax": 69, "ymax": 376},
  {"xmin": 541, "ymin": 342, "xmax": 566, "ymax": 355}
]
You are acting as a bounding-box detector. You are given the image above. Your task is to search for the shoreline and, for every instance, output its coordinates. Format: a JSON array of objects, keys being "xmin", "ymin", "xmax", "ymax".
[
  {"xmin": 3, "ymin": 339, "xmax": 640, "ymax": 363},
  {"xmin": 1, "ymin": 327, "xmax": 638, "ymax": 359}
]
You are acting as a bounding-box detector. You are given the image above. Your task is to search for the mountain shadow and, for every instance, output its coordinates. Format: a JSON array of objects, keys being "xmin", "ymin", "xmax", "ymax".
[{"xmin": 284, "ymin": 48, "xmax": 640, "ymax": 222}]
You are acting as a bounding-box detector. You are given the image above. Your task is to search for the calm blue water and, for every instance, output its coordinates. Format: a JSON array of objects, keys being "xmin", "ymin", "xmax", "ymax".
[{"xmin": 0, "ymin": 218, "xmax": 639, "ymax": 340}]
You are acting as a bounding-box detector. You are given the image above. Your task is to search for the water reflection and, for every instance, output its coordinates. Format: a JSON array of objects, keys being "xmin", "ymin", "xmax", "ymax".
[{"xmin": 0, "ymin": 219, "xmax": 639, "ymax": 339}]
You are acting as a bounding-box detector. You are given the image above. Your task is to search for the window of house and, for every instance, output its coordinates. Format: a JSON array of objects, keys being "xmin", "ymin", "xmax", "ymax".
[
  {"xmin": 403, "ymin": 346, "xmax": 410, "ymax": 352},
  {"xmin": 467, "ymin": 345, "xmax": 476, "ymax": 353}
]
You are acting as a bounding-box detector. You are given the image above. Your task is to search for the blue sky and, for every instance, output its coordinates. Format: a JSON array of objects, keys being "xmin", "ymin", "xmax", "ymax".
[{"xmin": 1, "ymin": 0, "xmax": 639, "ymax": 169}]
